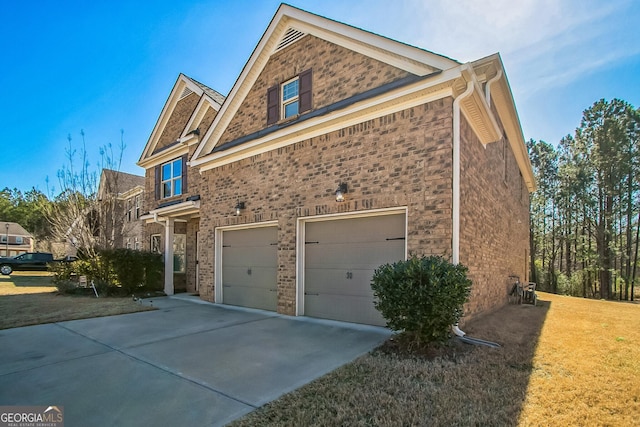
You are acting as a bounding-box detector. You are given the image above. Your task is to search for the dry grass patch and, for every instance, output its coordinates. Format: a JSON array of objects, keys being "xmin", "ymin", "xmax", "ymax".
[
  {"xmin": 0, "ymin": 273, "xmax": 155, "ymax": 329},
  {"xmin": 232, "ymin": 293, "xmax": 640, "ymax": 426},
  {"xmin": 520, "ymin": 293, "xmax": 640, "ymax": 426},
  {"xmin": 232, "ymin": 301, "xmax": 548, "ymax": 426}
]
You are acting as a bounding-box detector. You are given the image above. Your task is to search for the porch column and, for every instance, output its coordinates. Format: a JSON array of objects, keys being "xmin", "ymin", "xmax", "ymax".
[{"xmin": 164, "ymin": 218, "xmax": 174, "ymax": 295}]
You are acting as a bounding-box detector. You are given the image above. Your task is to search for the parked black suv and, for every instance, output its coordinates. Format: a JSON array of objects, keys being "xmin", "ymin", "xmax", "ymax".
[{"xmin": 0, "ymin": 252, "xmax": 55, "ymax": 275}]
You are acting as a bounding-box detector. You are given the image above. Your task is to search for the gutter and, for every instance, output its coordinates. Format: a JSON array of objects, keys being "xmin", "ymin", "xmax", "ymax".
[{"xmin": 485, "ymin": 69, "xmax": 502, "ymax": 107}]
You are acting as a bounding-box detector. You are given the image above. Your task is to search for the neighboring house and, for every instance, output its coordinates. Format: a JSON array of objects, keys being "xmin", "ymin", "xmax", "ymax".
[
  {"xmin": 97, "ymin": 169, "xmax": 146, "ymax": 250},
  {"xmin": 137, "ymin": 4, "xmax": 535, "ymax": 325},
  {"xmin": 0, "ymin": 221, "xmax": 34, "ymax": 257}
]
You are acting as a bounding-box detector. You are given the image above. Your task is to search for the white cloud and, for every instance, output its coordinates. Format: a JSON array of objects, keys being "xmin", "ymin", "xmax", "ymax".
[{"xmin": 391, "ymin": 0, "xmax": 640, "ymax": 98}]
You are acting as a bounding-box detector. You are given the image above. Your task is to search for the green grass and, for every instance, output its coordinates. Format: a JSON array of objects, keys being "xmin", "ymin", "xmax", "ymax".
[{"xmin": 0, "ymin": 272, "xmax": 155, "ymax": 329}]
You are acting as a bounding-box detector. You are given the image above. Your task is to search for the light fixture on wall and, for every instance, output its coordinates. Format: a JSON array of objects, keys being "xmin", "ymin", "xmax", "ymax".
[
  {"xmin": 235, "ymin": 202, "xmax": 245, "ymax": 216},
  {"xmin": 335, "ymin": 183, "xmax": 347, "ymax": 202}
]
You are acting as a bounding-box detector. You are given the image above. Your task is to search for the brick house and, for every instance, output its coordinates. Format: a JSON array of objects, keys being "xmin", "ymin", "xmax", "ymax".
[
  {"xmin": 137, "ymin": 4, "xmax": 535, "ymax": 325},
  {"xmin": 0, "ymin": 221, "xmax": 34, "ymax": 257},
  {"xmin": 97, "ymin": 169, "xmax": 145, "ymax": 250}
]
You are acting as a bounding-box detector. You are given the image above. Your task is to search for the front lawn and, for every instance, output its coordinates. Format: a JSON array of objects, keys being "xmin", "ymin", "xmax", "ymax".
[
  {"xmin": 0, "ymin": 272, "xmax": 155, "ymax": 329},
  {"xmin": 232, "ymin": 293, "xmax": 640, "ymax": 426}
]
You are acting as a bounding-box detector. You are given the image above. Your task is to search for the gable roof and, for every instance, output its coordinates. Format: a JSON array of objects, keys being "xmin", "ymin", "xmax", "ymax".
[
  {"xmin": 98, "ymin": 169, "xmax": 145, "ymax": 200},
  {"xmin": 0, "ymin": 221, "xmax": 32, "ymax": 237},
  {"xmin": 148, "ymin": 3, "xmax": 534, "ymax": 192},
  {"xmin": 137, "ymin": 74, "xmax": 225, "ymax": 168},
  {"xmin": 190, "ymin": 3, "xmax": 459, "ymax": 162}
]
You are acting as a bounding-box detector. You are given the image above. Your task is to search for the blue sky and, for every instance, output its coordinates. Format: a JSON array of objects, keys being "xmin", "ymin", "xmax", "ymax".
[{"xmin": 1, "ymin": 0, "xmax": 639, "ymax": 195}]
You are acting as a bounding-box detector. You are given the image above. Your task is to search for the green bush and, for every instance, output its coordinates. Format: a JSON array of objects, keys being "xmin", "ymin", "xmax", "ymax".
[
  {"xmin": 140, "ymin": 251, "xmax": 163, "ymax": 292},
  {"xmin": 49, "ymin": 249, "xmax": 164, "ymax": 296},
  {"xmin": 98, "ymin": 248, "xmax": 164, "ymax": 295},
  {"xmin": 371, "ymin": 255, "xmax": 472, "ymax": 345},
  {"xmin": 49, "ymin": 261, "xmax": 77, "ymax": 284},
  {"xmin": 55, "ymin": 280, "xmax": 78, "ymax": 294}
]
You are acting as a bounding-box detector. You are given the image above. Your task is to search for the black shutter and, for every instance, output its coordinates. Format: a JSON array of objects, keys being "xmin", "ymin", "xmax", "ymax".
[
  {"xmin": 154, "ymin": 165, "xmax": 161, "ymax": 200},
  {"xmin": 182, "ymin": 154, "xmax": 188, "ymax": 193},
  {"xmin": 267, "ymin": 84, "xmax": 279, "ymax": 125},
  {"xmin": 298, "ymin": 69, "xmax": 312, "ymax": 113}
]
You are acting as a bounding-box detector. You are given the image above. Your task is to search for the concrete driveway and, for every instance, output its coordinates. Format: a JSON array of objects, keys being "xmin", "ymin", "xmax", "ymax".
[{"xmin": 0, "ymin": 295, "xmax": 390, "ymax": 426}]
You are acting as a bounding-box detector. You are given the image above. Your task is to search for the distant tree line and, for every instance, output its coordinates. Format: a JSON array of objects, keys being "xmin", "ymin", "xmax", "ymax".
[
  {"xmin": 0, "ymin": 188, "xmax": 51, "ymax": 245},
  {"xmin": 0, "ymin": 130, "xmax": 128, "ymax": 255},
  {"xmin": 529, "ymin": 98, "xmax": 640, "ymax": 300}
]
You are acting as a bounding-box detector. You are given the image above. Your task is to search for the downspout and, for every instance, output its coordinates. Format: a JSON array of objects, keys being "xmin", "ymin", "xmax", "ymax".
[
  {"xmin": 152, "ymin": 212, "xmax": 161, "ymax": 224},
  {"xmin": 484, "ymin": 69, "xmax": 502, "ymax": 107},
  {"xmin": 451, "ymin": 76, "xmax": 475, "ymax": 339},
  {"xmin": 452, "ymin": 79, "xmax": 474, "ymax": 266}
]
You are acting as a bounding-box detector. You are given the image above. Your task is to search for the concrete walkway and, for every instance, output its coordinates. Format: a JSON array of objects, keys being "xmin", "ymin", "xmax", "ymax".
[{"xmin": 0, "ymin": 295, "xmax": 391, "ymax": 426}]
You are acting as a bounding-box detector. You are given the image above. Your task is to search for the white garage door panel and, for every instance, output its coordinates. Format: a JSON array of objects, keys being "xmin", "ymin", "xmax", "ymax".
[
  {"xmin": 305, "ymin": 241, "xmax": 406, "ymax": 272},
  {"xmin": 304, "ymin": 214, "xmax": 405, "ymax": 326},
  {"xmin": 222, "ymin": 227, "xmax": 278, "ymax": 311},
  {"xmin": 305, "ymin": 293, "xmax": 385, "ymax": 326}
]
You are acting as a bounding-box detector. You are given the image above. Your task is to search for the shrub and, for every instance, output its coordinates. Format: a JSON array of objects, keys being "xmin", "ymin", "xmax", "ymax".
[
  {"xmin": 49, "ymin": 249, "xmax": 164, "ymax": 296},
  {"xmin": 371, "ymin": 255, "xmax": 472, "ymax": 345},
  {"xmin": 55, "ymin": 280, "xmax": 80, "ymax": 295},
  {"xmin": 49, "ymin": 261, "xmax": 77, "ymax": 284},
  {"xmin": 140, "ymin": 251, "xmax": 163, "ymax": 292}
]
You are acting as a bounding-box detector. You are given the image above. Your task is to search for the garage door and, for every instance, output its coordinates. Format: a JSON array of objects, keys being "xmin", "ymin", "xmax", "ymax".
[
  {"xmin": 222, "ymin": 227, "xmax": 278, "ymax": 311},
  {"xmin": 304, "ymin": 213, "xmax": 405, "ymax": 325}
]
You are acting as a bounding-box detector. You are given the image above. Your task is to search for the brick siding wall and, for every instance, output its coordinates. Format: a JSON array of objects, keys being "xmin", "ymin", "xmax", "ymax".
[
  {"xmin": 197, "ymin": 99, "xmax": 454, "ymax": 312},
  {"xmin": 219, "ymin": 35, "xmax": 412, "ymax": 145},
  {"xmin": 154, "ymin": 92, "xmax": 199, "ymax": 153},
  {"xmin": 459, "ymin": 113, "xmax": 530, "ymax": 321}
]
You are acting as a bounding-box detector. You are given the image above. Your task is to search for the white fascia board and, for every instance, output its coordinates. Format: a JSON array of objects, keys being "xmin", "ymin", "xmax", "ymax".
[
  {"xmin": 181, "ymin": 96, "xmax": 222, "ymax": 141},
  {"xmin": 473, "ymin": 55, "xmax": 536, "ymax": 192},
  {"xmin": 282, "ymin": 5, "xmax": 458, "ymax": 71},
  {"xmin": 290, "ymin": 20, "xmax": 435, "ymax": 76},
  {"xmin": 493, "ymin": 81, "xmax": 536, "ymax": 192},
  {"xmin": 192, "ymin": 12, "xmax": 287, "ymax": 162},
  {"xmin": 193, "ymin": 73, "xmax": 458, "ymax": 172},
  {"xmin": 192, "ymin": 4, "xmax": 458, "ymax": 164},
  {"xmin": 118, "ymin": 185, "xmax": 145, "ymax": 200},
  {"xmin": 139, "ymin": 75, "xmax": 204, "ymax": 163},
  {"xmin": 148, "ymin": 200, "xmax": 200, "ymax": 218},
  {"xmin": 137, "ymin": 145, "xmax": 189, "ymax": 169}
]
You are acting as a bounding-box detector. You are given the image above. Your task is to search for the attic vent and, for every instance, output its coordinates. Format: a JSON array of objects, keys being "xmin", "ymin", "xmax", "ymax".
[
  {"xmin": 275, "ymin": 28, "xmax": 306, "ymax": 52},
  {"xmin": 179, "ymin": 87, "xmax": 194, "ymax": 100}
]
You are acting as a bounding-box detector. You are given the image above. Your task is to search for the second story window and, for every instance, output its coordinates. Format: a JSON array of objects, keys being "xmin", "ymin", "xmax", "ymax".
[
  {"xmin": 135, "ymin": 195, "xmax": 140, "ymax": 219},
  {"xmin": 267, "ymin": 69, "xmax": 312, "ymax": 125},
  {"xmin": 162, "ymin": 158, "xmax": 182, "ymax": 198},
  {"xmin": 281, "ymin": 78, "xmax": 299, "ymax": 119}
]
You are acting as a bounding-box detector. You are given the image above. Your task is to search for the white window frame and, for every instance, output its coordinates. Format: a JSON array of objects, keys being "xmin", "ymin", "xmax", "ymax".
[
  {"xmin": 0, "ymin": 235, "xmax": 6, "ymax": 243},
  {"xmin": 127, "ymin": 198, "xmax": 132, "ymax": 222},
  {"xmin": 151, "ymin": 234, "xmax": 162, "ymax": 254},
  {"xmin": 16, "ymin": 236, "xmax": 23, "ymax": 244},
  {"xmin": 161, "ymin": 158, "xmax": 183, "ymax": 199},
  {"xmin": 126, "ymin": 238, "xmax": 131, "ymax": 249},
  {"xmin": 134, "ymin": 237, "xmax": 140, "ymax": 250},
  {"xmin": 135, "ymin": 195, "xmax": 140, "ymax": 219},
  {"xmin": 173, "ymin": 234, "xmax": 186, "ymax": 273},
  {"xmin": 281, "ymin": 77, "xmax": 299, "ymax": 119}
]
